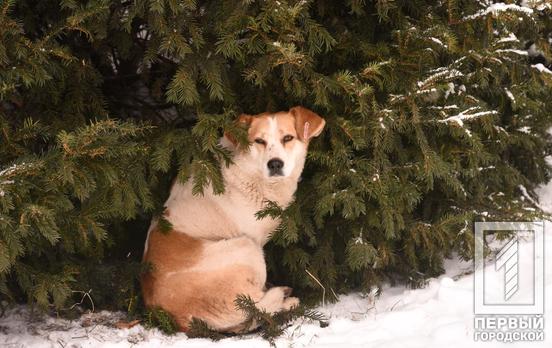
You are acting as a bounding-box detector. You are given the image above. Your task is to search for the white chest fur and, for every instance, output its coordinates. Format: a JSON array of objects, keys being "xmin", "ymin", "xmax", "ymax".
[{"xmin": 162, "ymin": 164, "xmax": 298, "ymax": 245}]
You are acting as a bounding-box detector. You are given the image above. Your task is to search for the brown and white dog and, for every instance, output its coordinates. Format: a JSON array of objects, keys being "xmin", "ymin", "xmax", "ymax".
[{"xmin": 141, "ymin": 106, "xmax": 325, "ymax": 332}]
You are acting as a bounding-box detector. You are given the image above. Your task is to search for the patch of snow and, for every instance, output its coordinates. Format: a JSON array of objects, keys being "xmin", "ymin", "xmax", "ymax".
[
  {"xmin": 451, "ymin": 57, "xmax": 467, "ymax": 67},
  {"xmin": 438, "ymin": 107, "xmax": 498, "ymax": 137},
  {"xmin": 136, "ymin": 24, "xmax": 148, "ymax": 40},
  {"xmin": 429, "ymin": 105, "xmax": 459, "ymax": 110},
  {"xmin": 464, "ymin": 3, "xmax": 534, "ymax": 21},
  {"xmin": 429, "ymin": 37, "xmax": 448, "ymax": 48},
  {"xmin": 389, "ymin": 94, "xmax": 405, "ymax": 103},
  {"xmin": 0, "ymin": 163, "xmax": 23, "ymax": 178},
  {"xmin": 417, "ymin": 69, "xmax": 463, "ymax": 89},
  {"xmin": 532, "ymin": 63, "xmax": 552, "ymax": 75},
  {"xmin": 438, "ymin": 107, "xmax": 497, "ymax": 128},
  {"xmin": 505, "ymin": 88, "xmax": 515, "ymax": 103},
  {"xmin": 353, "ymin": 231, "xmax": 364, "ymax": 244},
  {"xmin": 477, "ymin": 166, "xmax": 495, "ymax": 171},
  {"xmin": 521, "ymin": 0, "xmax": 552, "ymax": 11},
  {"xmin": 497, "ymin": 32, "xmax": 518, "ymax": 44},
  {"xmin": 494, "ymin": 49, "xmax": 529, "ymax": 56},
  {"xmin": 518, "ymin": 184, "xmax": 540, "ymax": 208},
  {"xmin": 517, "ymin": 126, "xmax": 531, "ymax": 134},
  {"xmin": 378, "ymin": 117, "xmax": 386, "ymax": 129},
  {"xmin": 0, "ymin": 164, "xmax": 19, "ymax": 197},
  {"xmin": 444, "ymin": 82, "xmax": 455, "ymax": 99},
  {"xmin": 416, "ymin": 88, "xmax": 438, "ymax": 96}
]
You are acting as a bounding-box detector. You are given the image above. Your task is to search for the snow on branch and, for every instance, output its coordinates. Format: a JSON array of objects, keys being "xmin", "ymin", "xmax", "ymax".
[
  {"xmin": 417, "ymin": 69, "xmax": 463, "ymax": 89},
  {"xmin": 0, "ymin": 163, "xmax": 30, "ymax": 180},
  {"xmin": 464, "ymin": 3, "xmax": 534, "ymax": 20},
  {"xmin": 438, "ymin": 107, "xmax": 497, "ymax": 126},
  {"xmin": 531, "ymin": 63, "xmax": 552, "ymax": 75},
  {"xmin": 437, "ymin": 107, "xmax": 497, "ymax": 137},
  {"xmin": 518, "ymin": 184, "xmax": 542, "ymax": 209},
  {"xmin": 429, "ymin": 37, "xmax": 447, "ymax": 48},
  {"xmin": 494, "ymin": 49, "xmax": 528, "ymax": 56},
  {"xmin": 497, "ymin": 33, "xmax": 519, "ymax": 44},
  {"xmin": 521, "ymin": 0, "xmax": 552, "ymax": 11},
  {"xmin": 428, "ymin": 104, "xmax": 459, "ymax": 110},
  {"xmin": 0, "ymin": 164, "xmax": 23, "ymax": 197}
]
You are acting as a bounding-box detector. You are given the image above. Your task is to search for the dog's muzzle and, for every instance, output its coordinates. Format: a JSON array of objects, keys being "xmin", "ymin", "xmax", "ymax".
[{"xmin": 267, "ymin": 158, "xmax": 284, "ymax": 176}]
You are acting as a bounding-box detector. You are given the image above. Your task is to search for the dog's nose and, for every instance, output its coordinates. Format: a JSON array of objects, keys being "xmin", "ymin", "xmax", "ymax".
[{"xmin": 267, "ymin": 158, "xmax": 284, "ymax": 176}]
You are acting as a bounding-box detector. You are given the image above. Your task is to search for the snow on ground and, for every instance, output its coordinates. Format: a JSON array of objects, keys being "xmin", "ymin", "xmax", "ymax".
[
  {"xmin": 2, "ymin": 231, "xmax": 551, "ymax": 348},
  {"xmin": 2, "ymin": 183, "xmax": 552, "ymax": 347}
]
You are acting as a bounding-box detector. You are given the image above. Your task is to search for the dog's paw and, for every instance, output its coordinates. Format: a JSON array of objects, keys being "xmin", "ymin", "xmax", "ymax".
[{"xmin": 282, "ymin": 296, "xmax": 300, "ymax": 310}]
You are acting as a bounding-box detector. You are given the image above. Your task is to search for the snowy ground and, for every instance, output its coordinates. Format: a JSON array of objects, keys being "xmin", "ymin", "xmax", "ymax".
[
  {"xmin": 1, "ymin": 232, "xmax": 550, "ymax": 348},
  {"xmin": 2, "ymin": 176, "xmax": 552, "ymax": 347}
]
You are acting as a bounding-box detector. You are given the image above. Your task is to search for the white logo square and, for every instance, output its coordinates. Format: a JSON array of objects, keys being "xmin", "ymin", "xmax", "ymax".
[{"xmin": 474, "ymin": 222, "xmax": 544, "ymax": 315}]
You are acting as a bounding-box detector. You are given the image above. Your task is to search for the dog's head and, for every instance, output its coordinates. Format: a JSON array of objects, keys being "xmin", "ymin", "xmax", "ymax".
[{"xmin": 224, "ymin": 106, "xmax": 325, "ymax": 179}]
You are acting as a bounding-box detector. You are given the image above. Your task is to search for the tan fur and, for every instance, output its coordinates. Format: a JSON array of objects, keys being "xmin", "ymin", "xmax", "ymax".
[{"xmin": 141, "ymin": 107, "xmax": 325, "ymax": 332}]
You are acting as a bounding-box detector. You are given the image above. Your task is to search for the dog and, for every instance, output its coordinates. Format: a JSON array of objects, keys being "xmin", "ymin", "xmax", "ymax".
[{"xmin": 141, "ymin": 106, "xmax": 325, "ymax": 332}]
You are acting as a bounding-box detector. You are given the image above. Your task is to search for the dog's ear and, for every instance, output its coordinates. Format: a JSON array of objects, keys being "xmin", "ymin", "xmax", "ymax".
[
  {"xmin": 224, "ymin": 114, "xmax": 253, "ymax": 146},
  {"xmin": 290, "ymin": 106, "xmax": 326, "ymax": 142}
]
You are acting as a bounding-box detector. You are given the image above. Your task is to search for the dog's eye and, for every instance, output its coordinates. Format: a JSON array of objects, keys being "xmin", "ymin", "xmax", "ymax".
[
  {"xmin": 254, "ymin": 138, "xmax": 266, "ymax": 145},
  {"xmin": 282, "ymin": 135, "xmax": 294, "ymax": 143}
]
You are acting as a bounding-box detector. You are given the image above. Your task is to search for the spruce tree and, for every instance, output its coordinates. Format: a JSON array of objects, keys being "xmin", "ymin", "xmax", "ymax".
[{"xmin": 1, "ymin": 0, "xmax": 551, "ymax": 318}]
